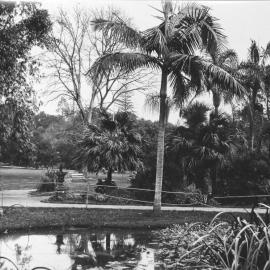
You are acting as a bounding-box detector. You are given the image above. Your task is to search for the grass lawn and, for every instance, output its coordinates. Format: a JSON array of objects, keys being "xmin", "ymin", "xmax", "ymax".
[
  {"xmin": 0, "ymin": 166, "xmax": 130, "ymax": 191},
  {"xmin": 0, "ymin": 207, "xmax": 249, "ymax": 232},
  {"xmin": 0, "ymin": 167, "xmax": 46, "ymax": 190}
]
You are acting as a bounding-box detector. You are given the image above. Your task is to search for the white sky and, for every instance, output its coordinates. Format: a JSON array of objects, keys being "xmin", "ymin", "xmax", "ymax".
[{"xmin": 35, "ymin": 0, "xmax": 270, "ymax": 123}]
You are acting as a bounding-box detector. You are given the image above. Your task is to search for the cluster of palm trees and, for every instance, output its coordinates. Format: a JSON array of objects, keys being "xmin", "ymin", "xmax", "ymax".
[{"xmin": 85, "ymin": 0, "xmax": 270, "ymax": 212}]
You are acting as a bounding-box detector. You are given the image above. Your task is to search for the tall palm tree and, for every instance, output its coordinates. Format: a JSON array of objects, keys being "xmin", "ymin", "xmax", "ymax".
[
  {"xmin": 89, "ymin": 1, "xmax": 244, "ymax": 212},
  {"xmin": 208, "ymin": 49, "xmax": 239, "ymax": 117},
  {"xmin": 238, "ymin": 40, "xmax": 270, "ymax": 151}
]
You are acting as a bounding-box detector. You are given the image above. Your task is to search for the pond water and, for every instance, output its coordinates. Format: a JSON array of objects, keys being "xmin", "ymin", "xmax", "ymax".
[{"xmin": 0, "ymin": 227, "xmax": 164, "ymax": 270}]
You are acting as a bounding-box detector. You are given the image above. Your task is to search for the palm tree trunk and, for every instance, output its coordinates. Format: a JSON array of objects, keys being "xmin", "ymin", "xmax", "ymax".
[
  {"xmin": 267, "ymin": 91, "xmax": 270, "ymax": 120},
  {"xmin": 106, "ymin": 233, "xmax": 111, "ymax": 252},
  {"xmin": 248, "ymin": 103, "xmax": 255, "ymax": 152},
  {"xmin": 106, "ymin": 167, "xmax": 113, "ymax": 183},
  {"xmin": 214, "ymin": 105, "xmax": 219, "ymax": 117},
  {"xmin": 181, "ymin": 158, "xmax": 187, "ymax": 188},
  {"xmin": 204, "ymin": 168, "xmax": 212, "ymax": 195},
  {"xmin": 212, "ymin": 90, "xmax": 221, "ymax": 118},
  {"xmin": 153, "ymin": 69, "xmax": 168, "ymax": 213}
]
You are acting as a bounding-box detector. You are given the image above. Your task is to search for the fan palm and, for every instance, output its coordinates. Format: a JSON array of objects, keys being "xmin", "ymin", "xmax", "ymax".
[
  {"xmin": 89, "ymin": 1, "xmax": 244, "ymax": 212},
  {"xmin": 75, "ymin": 110, "xmax": 143, "ymax": 183},
  {"xmin": 168, "ymin": 102, "xmax": 232, "ymax": 195}
]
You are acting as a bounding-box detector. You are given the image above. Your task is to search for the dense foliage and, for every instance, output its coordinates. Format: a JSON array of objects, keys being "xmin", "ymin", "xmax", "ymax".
[
  {"xmin": 0, "ymin": 2, "xmax": 51, "ymax": 164},
  {"xmin": 1, "ymin": 0, "xmax": 270, "ymax": 204},
  {"xmin": 155, "ymin": 207, "xmax": 270, "ymax": 269}
]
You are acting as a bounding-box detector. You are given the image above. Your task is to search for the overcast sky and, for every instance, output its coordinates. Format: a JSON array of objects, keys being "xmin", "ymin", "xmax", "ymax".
[{"xmin": 37, "ymin": 0, "xmax": 270, "ymax": 123}]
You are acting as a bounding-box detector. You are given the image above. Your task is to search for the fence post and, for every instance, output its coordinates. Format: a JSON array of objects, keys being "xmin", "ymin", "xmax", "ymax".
[
  {"xmin": 86, "ymin": 182, "xmax": 89, "ymax": 209},
  {"xmin": 0, "ymin": 184, "xmax": 3, "ymax": 216}
]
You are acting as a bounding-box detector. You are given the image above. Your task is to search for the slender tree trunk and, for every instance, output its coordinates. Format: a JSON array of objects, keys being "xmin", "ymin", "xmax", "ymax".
[
  {"xmin": 231, "ymin": 102, "xmax": 236, "ymax": 123},
  {"xmin": 214, "ymin": 105, "xmax": 219, "ymax": 118},
  {"xmin": 106, "ymin": 167, "xmax": 113, "ymax": 183},
  {"xmin": 153, "ymin": 69, "xmax": 168, "ymax": 213},
  {"xmin": 87, "ymin": 88, "xmax": 96, "ymax": 124},
  {"xmin": 267, "ymin": 91, "xmax": 270, "ymax": 120},
  {"xmin": 181, "ymin": 158, "xmax": 187, "ymax": 188},
  {"xmin": 248, "ymin": 104, "xmax": 255, "ymax": 152},
  {"xmin": 106, "ymin": 233, "xmax": 111, "ymax": 252},
  {"xmin": 256, "ymin": 113, "xmax": 264, "ymax": 154},
  {"xmin": 212, "ymin": 90, "xmax": 221, "ymax": 118},
  {"xmin": 204, "ymin": 168, "xmax": 212, "ymax": 195},
  {"xmin": 76, "ymin": 97, "xmax": 86, "ymax": 123},
  {"xmin": 211, "ymin": 166, "xmax": 218, "ymax": 196}
]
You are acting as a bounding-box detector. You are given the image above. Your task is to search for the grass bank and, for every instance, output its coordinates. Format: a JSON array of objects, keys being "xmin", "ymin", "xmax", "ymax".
[{"xmin": 0, "ymin": 207, "xmax": 248, "ymax": 232}]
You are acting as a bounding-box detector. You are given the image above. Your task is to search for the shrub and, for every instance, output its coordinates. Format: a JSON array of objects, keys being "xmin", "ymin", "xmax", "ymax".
[
  {"xmin": 221, "ymin": 154, "xmax": 270, "ymax": 196},
  {"xmin": 36, "ymin": 170, "xmax": 57, "ymax": 192}
]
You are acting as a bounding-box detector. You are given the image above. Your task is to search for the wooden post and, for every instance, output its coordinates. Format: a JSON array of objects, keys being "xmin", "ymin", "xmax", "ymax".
[{"xmin": 86, "ymin": 182, "xmax": 89, "ymax": 209}]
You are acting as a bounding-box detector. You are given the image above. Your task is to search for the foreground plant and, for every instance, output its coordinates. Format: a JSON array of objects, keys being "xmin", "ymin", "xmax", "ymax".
[{"xmin": 155, "ymin": 205, "xmax": 270, "ymax": 269}]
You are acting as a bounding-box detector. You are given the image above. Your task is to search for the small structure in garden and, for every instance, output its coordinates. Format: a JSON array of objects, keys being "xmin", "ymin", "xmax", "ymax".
[{"xmin": 55, "ymin": 164, "xmax": 68, "ymax": 199}]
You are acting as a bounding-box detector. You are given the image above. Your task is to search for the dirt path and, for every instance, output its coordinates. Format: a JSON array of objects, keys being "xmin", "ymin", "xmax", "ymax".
[{"xmin": 0, "ymin": 189, "xmax": 267, "ymax": 214}]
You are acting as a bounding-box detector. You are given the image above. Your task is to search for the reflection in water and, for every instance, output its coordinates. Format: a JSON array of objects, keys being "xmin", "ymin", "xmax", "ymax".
[{"xmin": 0, "ymin": 228, "xmax": 161, "ymax": 270}]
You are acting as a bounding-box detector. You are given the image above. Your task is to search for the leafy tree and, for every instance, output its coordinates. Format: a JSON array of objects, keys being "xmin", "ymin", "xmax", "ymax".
[
  {"xmin": 0, "ymin": 1, "xmax": 51, "ymax": 163},
  {"xmin": 75, "ymin": 111, "xmax": 143, "ymax": 183},
  {"xmin": 117, "ymin": 90, "xmax": 135, "ymax": 113},
  {"xmin": 90, "ymin": 1, "xmax": 244, "ymax": 211},
  {"xmin": 33, "ymin": 112, "xmax": 80, "ymax": 169}
]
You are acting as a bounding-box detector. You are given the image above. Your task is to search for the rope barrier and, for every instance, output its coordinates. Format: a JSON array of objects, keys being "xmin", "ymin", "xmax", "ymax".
[
  {"xmin": 0, "ymin": 180, "xmax": 198, "ymax": 195},
  {"xmin": 83, "ymin": 190, "xmax": 197, "ymax": 207},
  {"xmin": 214, "ymin": 194, "xmax": 270, "ymax": 199}
]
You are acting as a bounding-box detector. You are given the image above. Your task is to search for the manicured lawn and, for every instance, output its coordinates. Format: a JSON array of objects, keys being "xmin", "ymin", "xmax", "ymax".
[
  {"xmin": 0, "ymin": 207, "xmax": 248, "ymax": 231},
  {"xmin": 0, "ymin": 166, "xmax": 130, "ymax": 191},
  {"xmin": 0, "ymin": 167, "xmax": 46, "ymax": 190}
]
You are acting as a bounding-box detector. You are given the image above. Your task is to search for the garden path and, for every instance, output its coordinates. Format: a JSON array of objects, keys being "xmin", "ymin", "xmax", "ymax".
[{"xmin": 0, "ymin": 189, "xmax": 267, "ymax": 214}]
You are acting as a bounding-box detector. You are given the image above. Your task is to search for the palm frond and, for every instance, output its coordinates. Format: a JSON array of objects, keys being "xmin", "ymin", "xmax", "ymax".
[
  {"xmin": 88, "ymin": 52, "xmax": 161, "ymax": 82},
  {"xmin": 169, "ymin": 4, "xmax": 226, "ymax": 55},
  {"xmin": 144, "ymin": 92, "xmax": 160, "ymax": 113},
  {"xmin": 262, "ymin": 41, "xmax": 270, "ymax": 64},
  {"xmin": 91, "ymin": 18, "xmax": 143, "ymax": 49},
  {"xmin": 248, "ymin": 40, "xmax": 260, "ymax": 64},
  {"xmin": 217, "ymin": 49, "xmax": 238, "ymax": 70},
  {"xmin": 170, "ymin": 53, "xmax": 205, "ymax": 89},
  {"xmin": 144, "ymin": 91, "xmax": 172, "ymax": 122},
  {"xmin": 142, "ymin": 25, "xmax": 168, "ymax": 56},
  {"xmin": 203, "ymin": 61, "xmax": 245, "ymax": 98},
  {"xmin": 169, "ymin": 69, "xmax": 192, "ymax": 106},
  {"xmin": 183, "ymin": 102, "xmax": 209, "ymax": 128}
]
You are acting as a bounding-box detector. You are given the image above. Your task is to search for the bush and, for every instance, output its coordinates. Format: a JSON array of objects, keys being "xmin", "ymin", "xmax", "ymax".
[
  {"xmin": 36, "ymin": 170, "xmax": 57, "ymax": 192},
  {"xmin": 221, "ymin": 153, "xmax": 270, "ymax": 196},
  {"xmin": 94, "ymin": 179, "xmax": 117, "ymax": 194}
]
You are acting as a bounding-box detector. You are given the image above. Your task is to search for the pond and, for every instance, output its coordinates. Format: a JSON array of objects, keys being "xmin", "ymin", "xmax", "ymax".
[{"xmin": 0, "ymin": 227, "xmax": 164, "ymax": 270}]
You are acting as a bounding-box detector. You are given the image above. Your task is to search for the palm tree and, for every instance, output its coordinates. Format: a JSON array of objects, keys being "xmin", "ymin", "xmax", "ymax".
[
  {"xmin": 208, "ymin": 49, "xmax": 239, "ymax": 117},
  {"xmin": 89, "ymin": 1, "xmax": 244, "ymax": 212},
  {"xmin": 238, "ymin": 40, "xmax": 270, "ymax": 151},
  {"xmin": 75, "ymin": 110, "xmax": 142, "ymax": 183},
  {"xmin": 168, "ymin": 102, "xmax": 232, "ymax": 196}
]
